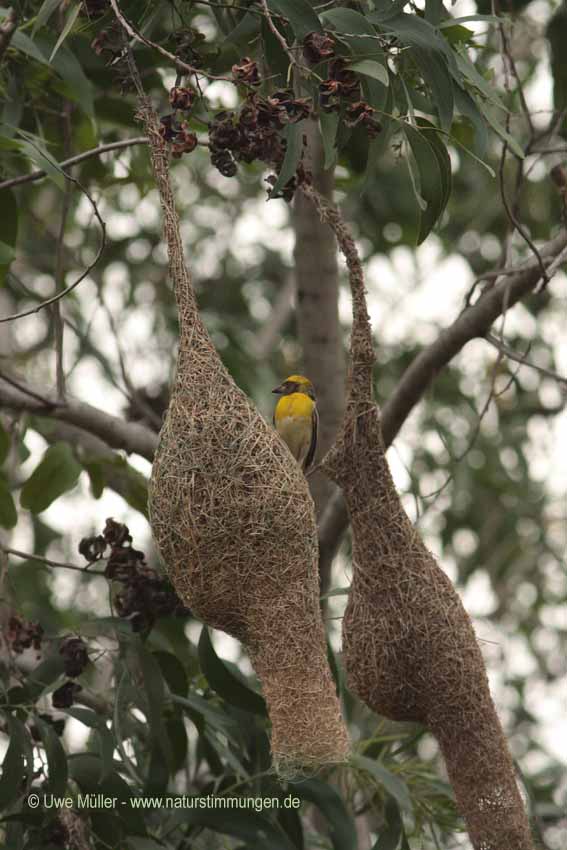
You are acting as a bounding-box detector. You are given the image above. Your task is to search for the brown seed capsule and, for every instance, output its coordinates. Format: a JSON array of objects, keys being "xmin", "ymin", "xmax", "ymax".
[
  {"xmin": 169, "ymin": 86, "xmax": 196, "ymax": 111},
  {"xmin": 319, "ymin": 78, "xmax": 342, "ymax": 113},
  {"xmin": 60, "ymin": 638, "xmax": 90, "ymax": 678},
  {"xmin": 303, "ymin": 31, "xmax": 336, "ymax": 65},
  {"xmin": 269, "ymin": 90, "xmax": 312, "ymax": 123},
  {"xmin": 232, "ymin": 57, "xmax": 261, "ymax": 86},
  {"xmin": 345, "ymin": 100, "xmax": 382, "ymax": 137}
]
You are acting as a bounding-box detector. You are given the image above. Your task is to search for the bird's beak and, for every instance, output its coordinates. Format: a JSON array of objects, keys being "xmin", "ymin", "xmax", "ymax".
[{"xmin": 272, "ymin": 384, "xmax": 284, "ymax": 394}]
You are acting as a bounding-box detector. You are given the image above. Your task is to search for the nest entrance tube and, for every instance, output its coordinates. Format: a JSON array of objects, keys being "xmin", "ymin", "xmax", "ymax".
[
  {"xmin": 136, "ymin": 101, "xmax": 349, "ymax": 775},
  {"xmin": 300, "ymin": 184, "xmax": 535, "ymax": 849}
]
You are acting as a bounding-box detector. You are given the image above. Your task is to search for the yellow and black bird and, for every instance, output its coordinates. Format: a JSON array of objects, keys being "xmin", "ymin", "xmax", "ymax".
[{"xmin": 272, "ymin": 375, "xmax": 318, "ymax": 472}]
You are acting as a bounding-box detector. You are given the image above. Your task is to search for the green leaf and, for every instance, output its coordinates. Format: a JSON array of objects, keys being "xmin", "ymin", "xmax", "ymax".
[
  {"xmin": 49, "ymin": 43, "xmax": 95, "ymax": 119},
  {"xmin": 32, "ymin": 0, "xmax": 63, "ymax": 35},
  {"xmin": 322, "ymin": 8, "xmax": 385, "ymax": 60},
  {"xmin": 66, "ymin": 707, "xmax": 115, "ymax": 779},
  {"xmin": 184, "ymin": 805, "xmax": 295, "ymax": 850},
  {"xmin": 412, "ymin": 47, "xmax": 454, "ymax": 131},
  {"xmin": 49, "ymin": 2, "xmax": 81, "ymax": 62},
  {"xmin": 12, "ymin": 31, "xmax": 94, "ymax": 119},
  {"xmin": 198, "ymin": 626, "xmax": 267, "ymax": 716},
  {"xmin": 267, "ymin": 0, "xmax": 322, "ymax": 41},
  {"xmin": 452, "ymin": 85, "xmax": 489, "ymax": 158},
  {"xmin": 269, "ymin": 123, "xmax": 303, "ymax": 198},
  {"xmin": 371, "ymin": 798, "xmax": 403, "ymax": 850},
  {"xmin": 164, "ymin": 708, "xmax": 188, "ymax": 774},
  {"xmin": 372, "ymin": 11, "xmax": 448, "ymax": 53},
  {"xmin": 415, "ymin": 117, "xmax": 452, "ymax": 221},
  {"xmin": 11, "ymin": 31, "xmax": 49, "ymax": 65},
  {"xmin": 68, "ymin": 754, "xmax": 144, "ymax": 833},
  {"xmin": 349, "ymin": 59, "xmax": 389, "ymax": 87},
  {"xmin": 35, "ymin": 717, "xmax": 68, "ymax": 797},
  {"xmin": 424, "ymin": 0, "xmax": 443, "ymax": 25},
  {"xmin": 152, "ymin": 650, "xmax": 188, "ymax": 697},
  {"xmin": 441, "ymin": 24, "xmax": 476, "ymax": 45},
  {"xmin": 351, "ymin": 754, "xmax": 413, "ymax": 812},
  {"xmin": 223, "ymin": 11, "xmax": 260, "ymax": 47},
  {"xmin": 17, "ymin": 137, "xmax": 65, "ymax": 191},
  {"xmin": 453, "ymin": 47, "xmax": 504, "ymax": 109},
  {"xmin": 20, "ymin": 442, "xmax": 82, "ymax": 513},
  {"xmin": 171, "ymin": 692, "xmax": 239, "ymax": 736},
  {"xmin": 479, "ymin": 103, "xmax": 525, "ymax": 158},
  {"xmin": 133, "ymin": 644, "xmax": 171, "ymax": 766},
  {"xmin": 83, "ymin": 460, "xmax": 105, "ymax": 499},
  {"xmin": 0, "ymin": 477, "xmax": 17, "ymax": 529},
  {"xmin": 371, "ymin": 0, "xmax": 411, "ymax": 22},
  {"xmin": 295, "ymin": 778, "xmax": 357, "ymax": 850},
  {"xmin": 404, "ymin": 123, "xmax": 443, "ymax": 243},
  {"xmin": 0, "ymin": 714, "xmax": 29, "ymax": 809}
]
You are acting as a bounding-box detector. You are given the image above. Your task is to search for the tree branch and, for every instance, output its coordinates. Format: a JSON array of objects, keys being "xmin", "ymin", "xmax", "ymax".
[
  {"xmin": 0, "ymin": 137, "xmax": 148, "ymax": 192},
  {"xmin": 0, "ymin": 376, "xmax": 157, "ymax": 461},
  {"xmin": 317, "ymin": 228, "xmax": 567, "ymax": 562}
]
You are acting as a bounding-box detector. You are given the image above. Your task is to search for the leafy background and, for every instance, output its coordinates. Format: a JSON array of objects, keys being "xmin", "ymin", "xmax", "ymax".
[{"xmin": 0, "ymin": 0, "xmax": 566, "ymax": 848}]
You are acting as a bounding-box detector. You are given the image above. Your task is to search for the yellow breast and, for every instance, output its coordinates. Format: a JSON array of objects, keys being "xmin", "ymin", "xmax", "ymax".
[{"xmin": 274, "ymin": 393, "xmax": 315, "ymax": 466}]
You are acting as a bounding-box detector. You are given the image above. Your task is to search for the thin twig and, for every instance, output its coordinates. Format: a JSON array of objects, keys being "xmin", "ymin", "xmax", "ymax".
[
  {"xmin": 485, "ymin": 333, "xmax": 567, "ymax": 386},
  {"xmin": 108, "ymin": 0, "xmax": 233, "ymax": 84},
  {"xmin": 0, "ymin": 545, "xmax": 104, "ymax": 574},
  {"xmin": 52, "ymin": 97, "xmax": 74, "ymax": 402},
  {"xmin": 0, "ymin": 373, "xmax": 158, "ymax": 460},
  {"xmin": 496, "ymin": 9, "xmax": 549, "ymax": 288},
  {"xmin": 0, "ymin": 369, "xmax": 56, "ymax": 407},
  {"xmin": 0, "ymin": 148, "xmax": 106, "ymax": 324},
  {"xmin": 259, "ymin": 0, "xmax": 297, "ymax": 72},
  {"xmin": 0, "ymin": 137, "xmax": 148, "ymax": 192}
]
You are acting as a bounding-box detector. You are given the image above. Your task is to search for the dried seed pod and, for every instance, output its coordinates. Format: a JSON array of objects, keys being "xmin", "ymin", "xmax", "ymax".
[
  {"xmin": 319, "ymin": 79, "xmax": 342, "ymax": 113},
  {"xmin": 232, "ymin": 57, "xmax": 261, "ymax": 86},
  {"xmin": 169, "ymin": 86, "xmax": 197, "ymax": 111},
  {"xmin": 210, "ymin": 148, "xmax": 238, "ymax": 177},
  {"xmin": 269, "ymin": 90, "xmax": 312, "ymax": 123},
  {"xmin": 303, "ymin": 31, "xmax": 335, "ymax": 65},
  {"xmin": 60, "ymin": 638, "xmax": 89, "ymax": 678},
  {"xmin": 344, "ymin": 101, "xmax": 382, "ymax": 137},
  {"xmin": 52, "ymin": 681, "xmax": 82, "ymax": 709}
]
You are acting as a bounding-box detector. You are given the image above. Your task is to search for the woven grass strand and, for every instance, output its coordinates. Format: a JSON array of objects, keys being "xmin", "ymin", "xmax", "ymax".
[
  {"xmin": 301, "ymin": 184, "xmax": 535, "ymax": 849},
  {"xmin": 139, "ymin": 101, "xmax": 349, "ymax": 773}
]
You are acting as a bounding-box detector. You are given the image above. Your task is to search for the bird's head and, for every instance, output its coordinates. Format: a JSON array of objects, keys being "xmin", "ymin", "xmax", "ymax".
[{"xmin": 272, "ymin": 374, "xmax": 316, "ymax": 400}]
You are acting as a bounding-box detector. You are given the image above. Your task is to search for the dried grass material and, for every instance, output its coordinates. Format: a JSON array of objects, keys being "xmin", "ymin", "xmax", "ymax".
[
  {"xmin": 301, "ymin": 185, "xmax": 535, "ymax": 849},
  {"xmin": 325, "ymin": 411, "xmax": 534, "ymax": 849},
  {"xmin": 137, "ymin": 101, "xmax": 349, "ymax": 774}
]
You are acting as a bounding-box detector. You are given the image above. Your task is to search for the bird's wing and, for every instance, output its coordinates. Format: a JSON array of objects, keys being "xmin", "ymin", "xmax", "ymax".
[{"xmin": 304, "ymin": 405, "xmax": 318, "ymax": 470}]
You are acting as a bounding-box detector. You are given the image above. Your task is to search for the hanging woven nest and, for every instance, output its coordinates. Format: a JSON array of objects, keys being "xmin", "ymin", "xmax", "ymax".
[
  {"xmin": 134, "ymin": 101, "xmax": 349, "ymax": 775},
  {"xmin": 301, "ymin": 184, "xmax": 535, "ymax": 850}
]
